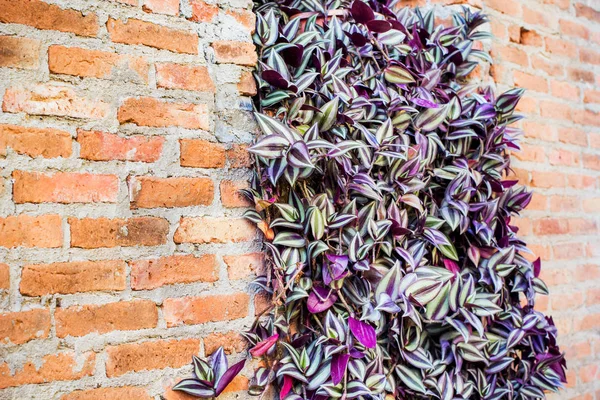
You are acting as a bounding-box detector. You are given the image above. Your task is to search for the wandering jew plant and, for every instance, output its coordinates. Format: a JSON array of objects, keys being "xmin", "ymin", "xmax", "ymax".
[{"xmin": 175, "ymin": 0, "xmax": 566, "ymax": 399}]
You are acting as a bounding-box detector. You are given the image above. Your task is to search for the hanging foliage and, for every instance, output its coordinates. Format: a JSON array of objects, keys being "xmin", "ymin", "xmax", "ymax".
[{"xmin": 175, "ymin": 0, "xmax": 566, "ymax": 399}]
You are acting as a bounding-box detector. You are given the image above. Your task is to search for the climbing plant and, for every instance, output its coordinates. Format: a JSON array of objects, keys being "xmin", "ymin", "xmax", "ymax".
[{"xmin": 175, "ymin": 1, "xmax": 566, "ymax": 399}]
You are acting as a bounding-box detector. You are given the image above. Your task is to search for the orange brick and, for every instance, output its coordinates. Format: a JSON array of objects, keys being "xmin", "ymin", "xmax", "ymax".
[
  {"xmin": 531, "ymin": 170, "xmax": 565, "ymax": 188},
  {"xmin": 220, "ymin": 180, "xmax": 250, "ymax": 208},
  {"xmin": 579, "ymin": 364, "xmax": 599, "ymax": 384},
  {"xmin": 513, "ymin": 70, "xmax": 548, "ymax": 92},
  {"xmin": 559, "ymin": 19, "xmax": 589, "ymax": 39},
  {"xmin": 0, "ymin": 0, "xmax": 98, "ymax": 37},
  {"xmin": 203, "ymin": 331, "xmax": 245, "ymax": 355},
  {"xmin": 575, "ymin": 264, "xmax": 600, "ymax": 282},
  {"xmin": 49, "ymin": 46, "xmax": 149, "ymax": 82},
  {"xmin": 212, "ymin": 41, "xmax": 257, "ymax": 66},
  {"xmin": 78, "ymin": 130, "xmax": 164, "ymax": 162},
  {"xmin": 522, "ymin": 121, "xmax": 557, "ymax": 141},
  {"xmin": 180, "ymin": 139, "xmax": 226, "ymax": 168},
  {"xmin": 163, "ymin": 293, "xmax": 249, "ymax": 327},
  {"xmin": 551, "ymin": 291, "xmax": 584, "ymax": 311},
  {"xmin": 0, "ymin": 351, "xmax": 95, "ymax": 389},
  {"xmin": 513, "ymin": 143, "xmax": 545, "ymax": 162},
  {"xmin": 590, "ymin": 133, "xmax": 600, "ymax": 149},
  {"xmin": 0, "ymin": 36, "xmax": 40, "ymax": 69},
  {"xmin": 188, "ymin": 0, "xmax": 219, "ymax": 23},
  {"xmin": 61, "ymin": 387, "xmax": 153, "ymax": 400},
  {"xmin": 0, "ymin": 263, "xmax": 8, "ymax": 290},
  {"xmin": 550, "ymin": 80, "xmax": 580, "ymax": 101},
  {"xmin": 531, "ymin": 54, "xmax": 564, "ymax": 77},
  {"xmin": 575, "ymin": 3, "xmax": 600, "ymax": 22},
  {"xmin": 567, "ymin": 174, "xmax": 596, "ymax": 190},
  {"xmin": 118, "ymin": 97, "xmax": 209, "ymax": 129},
  {"xmin": 227, "ymin": 144, "xmax": 251, "ymax": 168},
  {"xmin": 105, "ymin": 339, "xmax": 199, "ymax": 377},
  {"xmin": 0, "ymin": 309, "xmax": 50, "ymax": 344},
  {"xmin": 130, "ymin": 254, "xmax": 218, "ymax": 290},
  {"xmin": 545, "ymin": 36, "xmax": 578, "ymax": 58},
  {"xmin": 223, "ymin": 253, "xmax": 264, "ymax": 280},
  {"xmin": 69, "ymin": 217, "xmax": 169, "ymax": 248},
  {"xmin": 587, "ymin": 287, "xmax": 600, "ymax": 306},
  {"xmin": 0, "ymin": 214, "xmax": 62, "ymax": 248},
  {"xmin": 155, "ymin": 63, "xmax": 215, "ymax": 92},
  {"xmin": 107, "ymin": 18, "xmax": 197, "ymax": 54},
  {"xmin": 128, "ymin": 176, "xmax": 214, "ymax": 208},
  {"xmin": 558, "ymin": 127, "xmax": 587, "ymax": 146},
  {"xmin": 553, "ymin": 242, "xmax": 585, "ymax": 260},
  {"xmin": 255, "ymin": 291, "xmax": 272, "ymax": 315},
  {"xmin": 174, "ymin": 217, "xmax": 255, "ymax": 244},
  {"xmin": 143, "ymin": 0, "xmax": 179, "ymax": 15},
  {"xmin": 533, "ymin": 218, "xmax": 569, "ymax": 235},
  {"xmin": 55, "ymin": 300, "xmax": 157, "ymax": 337},
  {"xmin": 568, "ymin": 67, "xmax": 595, "ymax": 83},
  {"xmin": 238, "ymin": 70, "xmax": 257, "ymax": 96},
  {"xmin": 583, "ymin": 197, "xmax": 600, "ymax": 213},
  {"xmin": 20, "ymin": 260, "xmax": 126, "ymax": 296},
  {"xmin": 584, "ymin": 89, "xmax": 600, "ymax": 104},
  {"xmin": 13, "ymin": 171, "xmax": 119, "ymax": 204},
  {"xmin": 539, "ymin": 100, "xmax": 571, "ymax": 121},
  {"xmin": 565, "ymin": 340, "xmax": 592, "ymax": 361},
  {"xmin": 524, "ymin": 6, "xmax": 557, "ymax": 29},
  {"xmin": 3, "ymin": 84, "xmax": 110, "ymax": 120},
  {"xmin": 567, "ymin": 218, "xmax": 597, "ymax": 235},
  {"xmin": 519, "ymin": 28, "xmax": 543, "ymax": 47},
  {"xmin": 574, "ymin": 109, "xmax": 600, "ymax": 127},
  {"xmin": 514, "ymin": 96, "xmax": 537, "ymax": 114},
  {"xmin": 539, "ymin": 267, "xmax": 571, "ymax": 286},
  {"xmin": 492, "ymin": 45, "xmax": 529, "ymax": 66},
  {"xmin": 547, "ymin": 148, "xmax": 580, "ymax": 167},
  {"xmin": 0, "ymin": 124, "xmax": 71, "ymax": 158},
  {"xmin": 528, "ymin": 192, "xmax": 547, "ymax": 211},
  {"xmin": 486, "ymin": 0, "xmax": 521, "ymax": 16},
  {"xmin": 225, "ymin": 9, "xmax": 256, "ymax": 33},
  {"xmin": 549, "ymin": 195, "xmax": 580, "ymax": 212},
  {"xmin": 583, "ymin": 153, "xmax": 600, "ymax": 170},
  {"xmin": 580, "ymin": 48, "xmax": 600, "ymax": 66}
]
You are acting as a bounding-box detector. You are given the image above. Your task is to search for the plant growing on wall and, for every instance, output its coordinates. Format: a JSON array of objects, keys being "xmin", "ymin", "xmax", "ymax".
[{"xmin": 175, "ymin": 0, "xmax": 566, "ymax": 399}]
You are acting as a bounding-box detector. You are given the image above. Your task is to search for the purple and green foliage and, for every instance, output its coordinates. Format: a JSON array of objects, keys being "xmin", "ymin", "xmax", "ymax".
[{"xmin": 182, "ymin": 0, "xmax": 567, "ymax": 398}]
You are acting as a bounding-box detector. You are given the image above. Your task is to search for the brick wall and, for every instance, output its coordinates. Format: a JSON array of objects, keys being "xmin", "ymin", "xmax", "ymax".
[
  {"xmin": 1, "ymin": 0, "xmax": 599, "ymax": 399},
  {"xmin": 0, "ymin": 0, "xmax": 260, "ymax": 398}
]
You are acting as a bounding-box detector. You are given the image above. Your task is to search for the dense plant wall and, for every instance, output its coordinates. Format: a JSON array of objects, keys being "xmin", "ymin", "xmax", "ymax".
[{"xmin": 175, "ymin": 1, "xmax": 568, "ymax": 399}]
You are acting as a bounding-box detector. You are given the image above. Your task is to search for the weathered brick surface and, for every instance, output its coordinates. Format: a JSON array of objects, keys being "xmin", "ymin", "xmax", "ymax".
[
  {"xmin": 20, "ymin": 260, "xmax": 126, "ymax": 296},
  {"xmin": 128, "ymin": 176, "xmax": 214, "ymax": 208},
  {"xmin": 107, "ymin": 18, "xmax": 197, "ymax": 54},
  {"xmin": 0, "ymin": 309, "xmax": 51, "ymax": 344},
  {"xmin": 0, "ymin": 36, "xmax": 41, "ymax": 70},
  {"xmin": 130, "ymin": 254, "xmax": 218, "ymax": 290},
  {"xmin": 61, "ymin": 387, "xmax": 153, "ymax": 400},
  {"xmin": 118, "ymin": 97, "xmax": 209, "ymax": 129},
  {"xmin": 0, "ymin": 214, "xmax": 62, "ymax": 248},
  {"xmin": 163, "ymin": 293, "xmax": 249, "ymax": 327},
  {"xmin": 69, "ymin": 217, "xmax": 170, "ymax": 248},
  {"xmin": 174, "ymin": 217, "xmax": 256, "ymax": 244},
  {"xmin": 155, "ymin": 63, "xmax": 215, "ymax": 92},
  {"xmin": 77, "ymin": 130, "xmax": 163, "ymax": 162},
  {"xmin": 0, "ymin": 124, "xmax": 72, "ymax": 158}
]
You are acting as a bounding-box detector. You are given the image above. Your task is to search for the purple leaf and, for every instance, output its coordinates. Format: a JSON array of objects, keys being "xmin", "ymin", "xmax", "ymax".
[
  {"xmin": 215, "ymin": 359, "xmax": 246, "ymax": 396},
  {"xmin": 249, "ymin": 334, "xmax": 279, "ymax": 357},
  {"xmin": 331, "ymin": 353, "xmax": 350, "ymax": 385},
  {"xmin": 307, "ymin": 286, "xmax": 338, "ymax": 313},
  {"xmin": 348, "ymin": 317, "xmax": 376, "ymax": 348},
  {"xmin": 351, "ymin": 1, "xmax": 374, "ymax": 24},
  {"xmin": 280, "ymin": 375, "xmax": 293, "ymax": 399}
]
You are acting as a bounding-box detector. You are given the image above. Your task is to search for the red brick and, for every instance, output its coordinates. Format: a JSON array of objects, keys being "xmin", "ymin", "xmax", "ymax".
[
  {"xmin": 203, "ymin": 331, "xmax": 245, "ymax": 355},
  {"xmin": 579, "ymin": 364, "xmax": 599, "ymax": 384},
  {"xmin": 3, "ymin": 84, "xmax": 110, "ymax": 120},
  {"xmin": 129, "ymin": 176, "xmax": 214, "ymax": 208},
  {"xmin": 558, "ymin": 127, "xmax": 587, "ymax": 146},
  {"xmin": 69, "ymin": 217, "xmax": 169, "ymax": 248},
  {"xmin": 552, "ymin": 291, "xmax": 584, "ymax": 311},
  {"xmin": 0, "ymin": 124, "xmax": 71, "ymax": 158},
  {"xmin": 580, "ymin": 48, "xmax": 600, "ymax": 66},
  {"xmin": 492, "ymin": 45, "xmax": 529, "ymax": 66},
  {"xmin": 528, "ymin": 192, "xmax": 547, "ymax": 211},
  {"xmin": 143, "ymin": 0, "xmax": 179, "ymax": 15},
  {"xmin": 565, "ymin": 340, "xmax": 592, "ymax": 361},
  {"xmin": 542, "ymin": 0, "xmax": 569, "ymax": 9},
  {"xmin": 0, "ymin": 263, "xmax": 8, "ymax": 290},
  {"xmin": 77, "ymin": 130, "xmax": 164, "ymax": 162},
  {"xmin": 575, "ymin": 3, "xmax": 600, "ymax": 22},
  {"xmin": 522, "ymin": 121, "xmax": 557, "ymax": 141},
  {"xmin": 519, "ymin": 28, "xmax": 543, "ymax": 47},
  {"xmin": 514, "ymin": 96, "xmax": 537, "ymax": 115},
  {"xmin": 49, "ymin": 46, "xmax": 149, "ymax": 83},
  {"xmin": 587, "ymin": 287, "xmax": 600, "ymax": 306},
  {"xmin": 550, "ymin": 80, "xmax": 580, "ymax": 101},
  {"xmin": 531, "ymin": 170, "xmax": 565, "ymax": 188},
  {"xmin": 513, "ymin": 70, "xmax": 548, "ymax": 92},
  {"xmin": 0, "ymin": 351, "xmax": 95, "ymax": 389},
  {"xmin": 155, "ymin": 63, "xmax": 214, "ymax": 92},
  {"xmin": 238, "ymin": 70, "xmax": 257, "ymax": 96},
  {"xmin": 107, "ymin": 18, "xmax": 197, "ymax": 54},
  {"xmin": 180, "ymin": 139, "xmax": 226, "ymax": 168},
  {"xmin": 513, "ymin": 143, "xmax": 545, "ymax": 162},
  {"xmin": 583, "ymin": 197, "xmax": 600, "ymax": 213},
  {"xmin": 227, "ymin": 144, "xmax": 251, "ymax": 168},
  {"xmin": 130, "ymin": 254, "xmax": 218, "ymax": 290},
  {"xmin": 590, "ymin": 133, "xmax": 600, "ymax": 149},
  {"xmin": 0, "ymin": 36, "xmax": 40, "ymax": 69},
  {"xmin": 523, "ymin": 6, "xmax": 557, "ymax": 29},
  {"xmin": 539, "ymin": 267, "xmax": 571, "ymax": 287},
  {"xmin": 61, "ymin": 387, "xmax": 153, "ymax": 400},
  {"xmin": 0, "ymin": 214, "xmax": 62, "ymax": 248},
  {"xmin": 212, "ymin": 41, "xmax": 257, "ymax": 66},
  {"xmin": 486, "ymin": 0, "xmax": 521, "ymax": 16},
  {"xmin": 0, "ymin": 309, "xmax": 50, "ymax": 344},
  {"xmin": 0, "ymin": 0, "xmax": 98, "ymax": 37},
  {"xmin": 567, "ymin": 218, "xmax": 597, "ymax": 234},
  {"xmin": 20, "ymin": 260, "xmax": 126, "ymax": 296},
  {"xmin": 545, "ymin": 36, "xmax": 578, "ymax": 58},
  {"xmin": 13, "ymin": 171, "xmax": 119, "ymax": 204},
  {"xmin": 575, "ymin": 312, "xmax": 600, "ymax": 331},
  {"xmin": 547, "ymin": 148, "xmax": 580, "ymax": 167},
  {"xmin": 533, "ymin": 218, "xmax": 569, "ymax": 235},
  {"xmin": 223, "ymin": 253, "xmax": 264, "ymax": 280},
  {"xmin": 163, "ymin": 293, "xmax": 249, "ymax": 327},
  {"xmin": 531, "ymin": 55, "xmax": 564, "ymax": 77},
  {"xmin": 105, "ymin": 339, "xmax": 199, "ymax": 377},
  {"xmin": 188, "ymin": 0, "xmax": 219, "ymax": 23},
  {"xmin": 549, "ymin": 195, "xmax": 580, "ymax": 212},
  {"xmin": 575, "ymin": 265, "xmax": 600, "ymax": 282},
  {"xmin": 567, "ymin": 173, "xmax": 596, "ymax": 190},
  {"xmin": 568, "ymin": 67, "xmax": 595, "ymax": 83},
  {"xmin": 225, "ymin": 9, "xmax": 256, "ymax": 33},
  {"xmin": 552, "ymin": 242, "xmax": 585, "ymax": 260},
  {"xmin": 559, "ymin": 19, "xmax": 589, "ymax": 39},
  {"xmin": 55, "ymin": 300, "xmax": 157, "ymax": 338},
  {"xmin": 539, "ymin": 100, "xmax": 571, "ymax": 121},
  {"xmin": 584, "ymin": 89, "xmax": 600, "ymax": 104},
  {"xmin": 220, "ymin": 180, "xmax": 250, "ymax": 208},
  {"xmin": 583, "ymin": 153, "xmax": 600, "ymax": 170},
  {"xmin": 118, "ymin": 97, "xmax": 209, "ymax": 129},
  {"xmin": 174, "ymin": 217, "xmax": 255, "ymax": 244}
]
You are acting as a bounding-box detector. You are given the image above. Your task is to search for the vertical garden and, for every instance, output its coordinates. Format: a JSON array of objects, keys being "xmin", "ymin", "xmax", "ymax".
[{"xmin": 174, "ymin": 0, "xmax": 567, "ymax": 399}]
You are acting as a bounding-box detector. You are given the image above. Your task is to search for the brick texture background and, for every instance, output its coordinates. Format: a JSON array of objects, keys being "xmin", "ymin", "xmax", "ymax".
[
  {"xmin": 0, "ymin": 0, "xmax": 260, "ymax": 398},
  {"xmin": 0, "ymin": 0, "xmax": 598, "ymax": 399}
]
